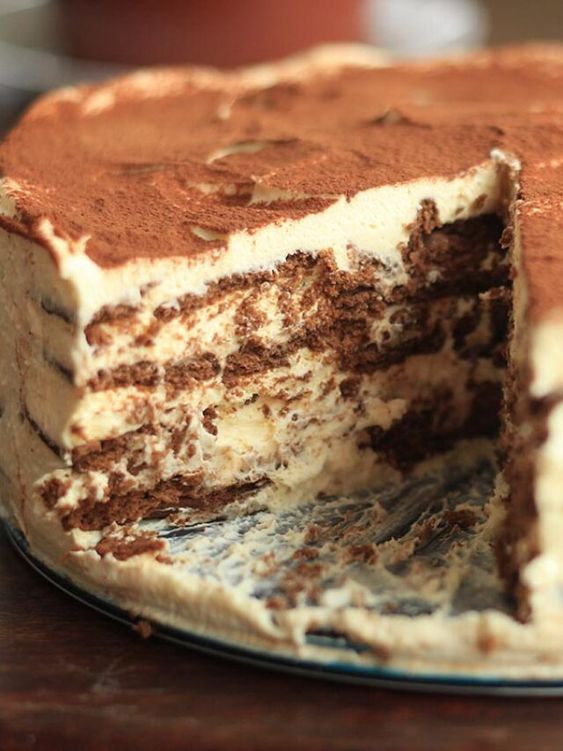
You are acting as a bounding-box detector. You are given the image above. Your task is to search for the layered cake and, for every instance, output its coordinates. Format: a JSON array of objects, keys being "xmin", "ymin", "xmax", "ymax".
[{"xmin": 1, "ymin": 44, "xmax": 563, "ymax": 668}]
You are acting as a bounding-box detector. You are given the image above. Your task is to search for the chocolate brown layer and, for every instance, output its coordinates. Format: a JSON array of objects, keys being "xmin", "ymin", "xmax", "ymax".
[
  {"xmin": 41, "ymin": 477, "xmax": 72, "ymax": 510},
  {"xmin": 368, "ymin": 381, "xmax": 502, "ymax": 470},
  {"xmin": 403, "ymin": 206, "xmax": 507, "ymax": 296},
  {"xmin": 88, "ymin": 360, "xmax": 159, "ymax": 391},
  {"xmin": 497, "ymin": 387, "xmax": 562, "ymax": 621},
  {"xmin": 88, "ymin": 352, "xmax": 221, "ymax": 392},
  {"xmin": 71, "ymin": 425, "xmax": 156, "ymax": 473},
  {"xmin": 58, "ymin": 475, "xmax": 270, "ymax": 531},
  {"xmin": 95, "ymin": 530, "xmax": 166, "ymax": 561}
]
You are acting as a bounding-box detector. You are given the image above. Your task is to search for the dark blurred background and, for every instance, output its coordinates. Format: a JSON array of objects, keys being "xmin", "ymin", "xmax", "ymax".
[{"xmin": 0, "ymin": 0, "xmax": 562, "ymax": 131}]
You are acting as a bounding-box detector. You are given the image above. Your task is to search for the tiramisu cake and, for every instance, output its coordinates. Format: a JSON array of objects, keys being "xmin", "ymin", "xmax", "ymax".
[{"xmin": 1, "ymin": 44, "xmax": 563, "ymax": 673}]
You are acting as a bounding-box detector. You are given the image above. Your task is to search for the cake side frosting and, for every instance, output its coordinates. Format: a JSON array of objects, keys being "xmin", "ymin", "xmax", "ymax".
[{"xmin": 500, "ymin": 152, "xmax": 563, "ymax": 621}]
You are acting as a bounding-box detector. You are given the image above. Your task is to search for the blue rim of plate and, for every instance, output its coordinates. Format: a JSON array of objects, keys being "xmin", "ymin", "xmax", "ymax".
[{"xmin": 6, "ymin": 520, "xmax": 563, "ymax": 695}]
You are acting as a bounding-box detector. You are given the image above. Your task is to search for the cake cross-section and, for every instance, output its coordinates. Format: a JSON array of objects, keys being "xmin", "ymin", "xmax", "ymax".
[{"xmin": 1, "ymin": 44, "xmax": 563, "ymax": 648}]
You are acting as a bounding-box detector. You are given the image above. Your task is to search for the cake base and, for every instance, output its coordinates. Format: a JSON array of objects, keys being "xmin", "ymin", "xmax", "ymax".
[{"xmin": 7, "ymin": 439, "xmax": 563, "ymax": 687}]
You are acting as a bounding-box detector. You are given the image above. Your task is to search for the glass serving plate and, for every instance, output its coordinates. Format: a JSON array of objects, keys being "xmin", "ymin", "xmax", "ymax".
[{"xmin": 6, "ymin": 457, "xmax": 563, "ymax": 695}]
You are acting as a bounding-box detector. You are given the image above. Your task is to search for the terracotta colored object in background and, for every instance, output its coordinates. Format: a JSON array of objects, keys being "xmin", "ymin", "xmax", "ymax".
[{"xmin": 59, "ymin": 0, "xmax": 362, "ymax": 67}]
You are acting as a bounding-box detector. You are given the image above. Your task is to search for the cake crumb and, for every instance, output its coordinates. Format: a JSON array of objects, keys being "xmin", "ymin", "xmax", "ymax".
[{"xmin": 132, "ymin": 619, "xmax": 154, "ymax": 639}]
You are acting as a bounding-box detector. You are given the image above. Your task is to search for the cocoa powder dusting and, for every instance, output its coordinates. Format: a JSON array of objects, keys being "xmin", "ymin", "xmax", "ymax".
[{"xmin": 1, "ymin": 45, "xmax": 562, "ymax": 329}]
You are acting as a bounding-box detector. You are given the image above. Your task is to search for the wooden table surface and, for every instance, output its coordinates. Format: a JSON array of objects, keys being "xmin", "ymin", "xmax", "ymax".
[{"xmin": 1, "ymin": 527, "xmax": 563, "ymax": 751}]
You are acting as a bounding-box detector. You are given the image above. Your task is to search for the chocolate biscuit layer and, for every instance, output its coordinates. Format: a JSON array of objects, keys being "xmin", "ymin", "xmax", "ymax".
[
  {"xmin": 368, "ymin": 381, "xmax": 502, "ymax": 471},
  {"xmin": 59, "ymin": 475, "xmax": 270, "ymax": 531}
]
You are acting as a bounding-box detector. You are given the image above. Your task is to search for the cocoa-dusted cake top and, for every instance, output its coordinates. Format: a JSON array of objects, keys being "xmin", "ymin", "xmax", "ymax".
[
  {"xmin": 0, "ymin": 44, "xmax": 563, "ymax": 319},
  {"xmin": 519, "ymin": 150, "xmax": 563, "ymax": 321}
]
